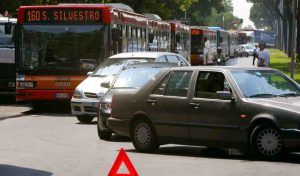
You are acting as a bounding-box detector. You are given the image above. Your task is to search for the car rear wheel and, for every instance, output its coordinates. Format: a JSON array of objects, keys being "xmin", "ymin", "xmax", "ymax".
[
  {"xmin": 97, "ymin": 116, "xmax": 112, "ymax": 140},
  {"xmin": 131, "ymin": 118, "xmax": 159, "ymax": 153},
  {"xmin": 76, "ymin": 115, "xmax": 94, "ymax": 123},
  {"xmin": 250, "ymin": 124, "xmax": 284, "ymax": 159}
]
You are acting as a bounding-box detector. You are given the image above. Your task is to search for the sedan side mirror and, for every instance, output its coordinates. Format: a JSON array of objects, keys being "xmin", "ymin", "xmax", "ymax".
[
  {"xmin": 101, "ymin": 81, "xmax": 110, "ymax": 88},
  {"xmin": 216, "ymin": 91, "xmax": 235, "ymax": 101}
]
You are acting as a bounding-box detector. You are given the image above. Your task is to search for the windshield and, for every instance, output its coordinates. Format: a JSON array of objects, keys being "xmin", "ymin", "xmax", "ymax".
[
  {"xmin": 191, "ymin": 34, "xmax": 204, "ymax": 54},
  {"xmin": 92, "ymin": 58, "xmax": 153, "ymax": 77},
  {"xmin": 112, "ymin": 67, "xmax": 162, "ymax": 89},
  {"xmin": 231, "ymin": 70, "xmax": 300, "ymax": 98},
  {"xmin": 0, "ymin": 23, "xmax": 15, "ymax": 48},
  {"xmin": 20, "ymin": 25, "xmax": 105, "ymax": 73}
]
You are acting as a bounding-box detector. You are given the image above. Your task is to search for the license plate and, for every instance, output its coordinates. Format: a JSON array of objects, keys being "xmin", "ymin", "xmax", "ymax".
[{"xmin": 55, "ymin": 93, "xmax": 69, "ymax": 99}]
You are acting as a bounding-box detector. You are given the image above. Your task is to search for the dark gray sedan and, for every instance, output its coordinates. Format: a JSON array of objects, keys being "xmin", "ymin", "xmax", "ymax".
[{"xmin": 108, "ymin": 66, "xmax": 300, "ymax": 159}]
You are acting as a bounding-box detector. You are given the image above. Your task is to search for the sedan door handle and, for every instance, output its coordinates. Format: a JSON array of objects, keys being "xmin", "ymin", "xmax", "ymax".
[
  {"xmin": 189, "ymin": 102, "xmax": 200, "ymax": 109},
  {"xmin": 147, "ymin": 99, "xmax": 157, "ymax": 105}
]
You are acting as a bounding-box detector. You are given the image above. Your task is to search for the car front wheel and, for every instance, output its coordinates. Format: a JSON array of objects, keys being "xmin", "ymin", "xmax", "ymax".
[
  {"xmin": 97, "ymin": 116, "xmax": 112, "ymax": 140},
  {"xmin": 131, "ymin": 118, "xmax": 159, "ymax": 153},
  {"xmin": 76, "ymin": 115, "xmax": 94, "ymax": 123},
  {"xmin": 250, "ymin": 124, "xmax": 284, "ymax": 159}
]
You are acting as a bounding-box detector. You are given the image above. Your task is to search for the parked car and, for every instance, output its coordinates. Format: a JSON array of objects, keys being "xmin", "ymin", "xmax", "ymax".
[
  {"xmin": 97, "ymin": 62, "xmax": 178, "ymax": 139},
  {"xmin": 237, "ymin": 44, "xmax": 253, "ymax": 57},
  {"xmin": 71, "ymin": 52, "xmax": 190, "ymax": 123},
  {"xmin": 108, "ymin": 66, "xmax": 300, "ymax": 159}
]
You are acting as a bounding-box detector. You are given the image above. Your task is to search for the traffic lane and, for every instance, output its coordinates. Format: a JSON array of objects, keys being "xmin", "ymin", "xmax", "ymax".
[
  {"xmin": 1, "ymin": 113, "xmax": 300, "ymax": 176},
  {"xmin": 227, "ymin": 56, "xmax": 257, "ymax": 67}
]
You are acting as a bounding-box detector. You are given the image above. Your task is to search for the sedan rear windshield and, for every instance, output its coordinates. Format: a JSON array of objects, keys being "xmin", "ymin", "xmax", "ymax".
[{"xmin": 112, "ymin": 67, "xmax": 162, "ymax": 89}]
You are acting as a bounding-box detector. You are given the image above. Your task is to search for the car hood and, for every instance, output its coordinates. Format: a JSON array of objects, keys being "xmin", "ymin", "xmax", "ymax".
[
  {"xmin": 246, "ymin": 97, "xmax": 300, "ymax": 112},
  {"xmin": 76, "ymin": 75, "xmax": 114, "ymax": 94}
]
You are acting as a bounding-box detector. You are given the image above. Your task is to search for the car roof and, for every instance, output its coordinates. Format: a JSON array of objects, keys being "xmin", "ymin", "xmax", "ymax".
[
  {"xmin": 124, "ymin": 62, "xmax": 178, "ymax": 69},
  {"xmin": 108, "ymin": 52, "xmax": 182, "ymax": 59},
  {"xmin": 168, "ymin": 66, "xmax": 277, "ymax": 72}
]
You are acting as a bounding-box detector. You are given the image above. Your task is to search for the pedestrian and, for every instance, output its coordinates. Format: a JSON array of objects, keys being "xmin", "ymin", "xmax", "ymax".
[
  {"xmin": 252, "ymin": 45, "xmax": 259, "ymax": 66},
  {"xmin": 257, "ymin": 41, "xmax": 270, "ymax": 67}
]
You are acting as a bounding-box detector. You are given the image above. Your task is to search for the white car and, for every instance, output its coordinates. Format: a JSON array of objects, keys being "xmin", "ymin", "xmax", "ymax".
[
  {"xmin": 70, "ymin": 52, "xmax": 190, "ymax": 123},
  {"xmin": 238, "ymin": 44, "xmax": 254, "ymax": 57}
]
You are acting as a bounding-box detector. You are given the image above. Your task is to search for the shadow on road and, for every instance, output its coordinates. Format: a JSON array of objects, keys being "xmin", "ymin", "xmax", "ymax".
[
  {"xmin": 109, "ymin": 134, "xmax": 131, "ymax": 142},
  {"xmin": 0, "ymin": 164, "xmax": 52, "ymax": 176},
  {"xmin": 23, "ymin": 102, "xmax": 72, "ymax": 116},
  {"xmin": 125, "ymin": 145, "xmax": 300, "ymax": 164}
]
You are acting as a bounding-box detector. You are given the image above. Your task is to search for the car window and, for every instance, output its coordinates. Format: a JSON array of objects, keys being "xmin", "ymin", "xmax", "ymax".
[
  {"xmin": 165, "ymin": 71, "xmax": 192, "ymax": 97},
  {"xmin": 92, "ymin": 58, "xmax": 127, "ymax": 77},
  {"xmin": 176, "ymin": 56, "xmax": 189, "ymax": 66},
  {"xmin": 156, "ymin": 56, "xmax": 167, "ymax": 62},
  {"xmin": 194, "ymin": 71, "xmax": 230, "ymax": 99},
  {"xmin": 92, "ymin": 58, "xmax": 154, "ymax": 77},
  {"xmin": 152, "ymin": 73, "xmax": 171, "ymax": 95},
  {"xmin": 166, "ymin": 55, "xmax": 180, "ymax": 63}
]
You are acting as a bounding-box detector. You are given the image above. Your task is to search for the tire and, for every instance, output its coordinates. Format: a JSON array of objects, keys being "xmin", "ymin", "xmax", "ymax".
[
  {"xmin": 130, "ymin": 118, "xmax": 159, "ymax": 153},
  {"xmin": 76, "ymin": 115, "xmax": 94, "ymax": 123},
  {"xmin": 97, "ymin": 116, "xmax": 112, "ymax": 140},
  {"xmin": 250, "ymin": 124, "xmax": 284, "ymax": 159}
]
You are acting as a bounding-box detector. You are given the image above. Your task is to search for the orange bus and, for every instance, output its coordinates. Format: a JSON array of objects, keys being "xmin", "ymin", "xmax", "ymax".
[
  {"xmin": 15, "ymin": 4, "xmax": 150, "ymax": 107},
  {"xmin": 190, "ymin": 26, "xmax": 217, "ymax": 65}
]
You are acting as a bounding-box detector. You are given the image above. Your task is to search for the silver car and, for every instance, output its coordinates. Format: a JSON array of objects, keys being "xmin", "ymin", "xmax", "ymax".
[{"xmin": 71, "ymin": 52, "xmax": 190, "ymax": 123}]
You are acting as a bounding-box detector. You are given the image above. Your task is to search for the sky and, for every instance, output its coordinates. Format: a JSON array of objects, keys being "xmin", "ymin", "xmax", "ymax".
[{"xmin": 231, "ymin": 0, "xmax": 255, "ymax": 28}]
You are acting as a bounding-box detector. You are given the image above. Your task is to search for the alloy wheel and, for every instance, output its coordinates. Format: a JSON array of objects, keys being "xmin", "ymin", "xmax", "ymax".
[{"xmin": 256, "ymin": 128, "xmax": 283, "ymax": 157}]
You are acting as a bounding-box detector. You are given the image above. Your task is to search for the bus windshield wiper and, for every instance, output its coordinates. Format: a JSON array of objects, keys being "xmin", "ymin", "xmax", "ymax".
[{"xmin": 249, "ymin": 93, "xmax": 279, "ymax": 98}]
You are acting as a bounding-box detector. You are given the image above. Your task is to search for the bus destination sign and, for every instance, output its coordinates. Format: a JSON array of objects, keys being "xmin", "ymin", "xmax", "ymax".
[{"xmin": 24, "ymin": 8, "xmax": 103, "ymax": 24}]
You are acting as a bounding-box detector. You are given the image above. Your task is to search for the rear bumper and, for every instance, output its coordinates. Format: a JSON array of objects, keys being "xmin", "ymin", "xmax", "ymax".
[
  {"xmin": 71, "ymin": 98, "xmax": 99, "ymax": 116},
  {"xmin": 281, "ymin": 129, "xmax": 300, "ymax": 150},
  {"xmin": 107, "ymin": 117, "xmax": 131, "ymax": 137}
]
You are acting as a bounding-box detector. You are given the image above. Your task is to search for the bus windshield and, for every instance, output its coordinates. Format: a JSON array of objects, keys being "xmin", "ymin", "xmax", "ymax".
[
  {"xmin": 191, "ymin": 34, "xmax": 204, "ymax": 54},
  {"xmin": 0, "ymin": 23, "xmax": 14, "ymax": 48},
  {"xmin": 20, "ymin": 25, "xmax": 105, "ymax": 73}
]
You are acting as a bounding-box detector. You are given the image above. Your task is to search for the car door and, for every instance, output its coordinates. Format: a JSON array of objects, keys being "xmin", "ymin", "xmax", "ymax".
[
  {"xmin": 146, "ymin": 70, "xmax": 193, "ymax": 143},
  {"xmin": 189, "ymin": 70, "xmax": 242, "ymax": 147}
]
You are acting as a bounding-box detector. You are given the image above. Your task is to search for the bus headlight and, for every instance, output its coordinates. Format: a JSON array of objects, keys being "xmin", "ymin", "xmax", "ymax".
[{"xmin": 18, "ymin": 81, "xmax": 36, "ymax": 88}]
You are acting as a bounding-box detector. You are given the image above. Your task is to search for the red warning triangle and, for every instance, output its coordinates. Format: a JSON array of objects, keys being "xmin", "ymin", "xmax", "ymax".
[{"xmin": 108, "ymin": 148, "xmax": 138, "ymax": 176}]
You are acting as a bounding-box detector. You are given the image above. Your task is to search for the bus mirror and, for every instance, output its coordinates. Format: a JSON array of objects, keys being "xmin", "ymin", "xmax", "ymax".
[
  {"xmin": 112, "ymin": 28, "xmax": 121, "ymax": 41},
  {"xmin": 5, "ymin": 22, "xmax": 12, "ymax": 35},
  {"xmin": 176, "ymin": 34, "xmax": 180, "ymax": 43},
  {"xmin": 148, "ymin": 33, "xmax": 154, "ymax": 43}
]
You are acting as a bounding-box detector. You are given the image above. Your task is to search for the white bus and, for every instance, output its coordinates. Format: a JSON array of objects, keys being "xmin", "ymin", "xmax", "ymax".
[{"xmin": 0, "ymin": 17, "xmax": 17, "ymax": 98}]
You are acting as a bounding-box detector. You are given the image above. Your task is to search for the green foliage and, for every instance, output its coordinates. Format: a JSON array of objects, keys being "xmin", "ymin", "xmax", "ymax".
[
  {"xmin": 269, "ymin": 49, "xmax": 300, "ymax": 83},
  {"xmin": 249, "ymin": 1, "xmax": 276, "ymax": 30}
]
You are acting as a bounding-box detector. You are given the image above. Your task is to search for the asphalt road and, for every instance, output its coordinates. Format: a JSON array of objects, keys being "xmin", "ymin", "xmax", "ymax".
[{"xmin": 1, "ymin": 57, "xmax": 300, "ymax": 176}]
